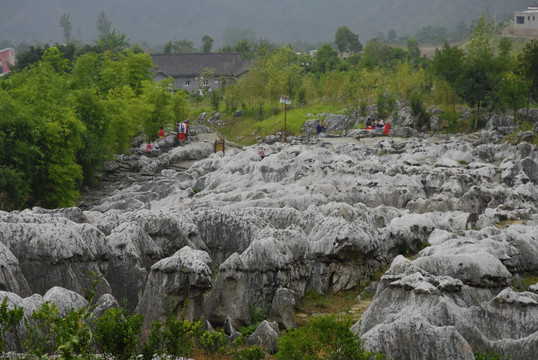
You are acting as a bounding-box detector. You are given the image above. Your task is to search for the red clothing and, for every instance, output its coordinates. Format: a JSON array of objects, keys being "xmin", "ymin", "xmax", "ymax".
[
  {"xmin": 158, "ymin": 129, "xmax": 165, "ymax": 137},
  {"xmin": 146, "ymin": 143, "xmax": 153, "ymax": 153},
  {"xmin": 383, "ymin": 122, "xmax": 391, "ymax": 135}
]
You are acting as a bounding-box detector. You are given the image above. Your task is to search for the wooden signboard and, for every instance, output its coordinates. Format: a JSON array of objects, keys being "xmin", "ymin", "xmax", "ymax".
[{"xmin": 214, "ymin": 138, "xmax": 225, "ymax": 154}]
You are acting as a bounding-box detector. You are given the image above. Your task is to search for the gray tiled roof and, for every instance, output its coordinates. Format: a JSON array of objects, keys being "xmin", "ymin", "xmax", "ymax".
[{"xmin": 150, "ymin": 53, "xmax": 250, "ymax": 77}]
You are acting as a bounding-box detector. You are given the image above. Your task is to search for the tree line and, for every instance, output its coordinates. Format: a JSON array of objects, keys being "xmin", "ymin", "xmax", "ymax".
[
  {"xmin": 1, "ymin": 15, "xmax": 537, "ymax": 211},
  {"xmin": 0, "ymin": 45, "xmax": 188, "ymax": 210},
  {"xmin": 220, "ymin": 16, "xmax": 537, "ymax": 129}
]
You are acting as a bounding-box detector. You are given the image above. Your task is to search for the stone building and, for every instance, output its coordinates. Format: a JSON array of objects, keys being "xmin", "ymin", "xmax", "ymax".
[
  {"xmin": 514, "ymin": 5, "xmax": 538, "ymax": 35},
  {"xmin": 150, "ymin": 52, "xmax": 250, "ymax": 93},
  {"xmin": 0, "ymin": 48, "xmax": 16, "ymax": 76}
]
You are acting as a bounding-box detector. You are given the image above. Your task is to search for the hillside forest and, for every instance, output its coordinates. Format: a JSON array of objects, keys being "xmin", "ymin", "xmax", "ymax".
[{"xmin": 0, "ymin": 15, "xmax": 537, "ymax": 212}]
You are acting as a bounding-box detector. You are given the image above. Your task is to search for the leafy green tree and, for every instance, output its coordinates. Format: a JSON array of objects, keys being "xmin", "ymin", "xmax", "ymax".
[
  {"xmin": 518, "ymin": 39, "xmax": 538, "ymax": 117},
  {"xmin": 0, "ymin": 297, "xmax": 24, "ymax": 353},
  {"xmin": 499, "ymin": 71, "xmax": 530, "ymax": 116},
  {"xmin": 0, "ymin": 88, "xmax": 37, "ymax": 209},
  {"xmin": 97, "ymin": 11, "xmax": 112, "ymax": 35},
  {"xmin": 140, "ymin": 301, "xmax": 201, "ymax": 359},
  {"xmin": 14, "ymin": 45, "xmax": 46, "ymax": 70},
  {"xmin": 59, "ymin": 12, "xmax": 73, "ymax": 44},
  {"xmin": 164, "ymin": 38, "xmax": 197, "ymax": 54},
  {"xmin": 455, "ymin": 60, "xmax": 495, "ymax": 130},
  {"xmin": 26, "ymin": 48, "xmax": 84, "ymax": 207},
  {"xmin": 456, "ymin": 15, "xmax": 498, "ymax": 130},
  {"xmin": 72, "ymin": 88, "xmax": 110, "ymax": 186},
  {"xmin": 199, "ymin": 329, "xmax": 228, "ymax": 360},
  {"xmin": 96, "ymin": 29, "xmax": 130, "ymax": 53},
  {"xmin": 315, "ymin": 44, "xmax": 340, "ymax": 73},
  {"xmin": 94, "ymin": 307, "xmax": 143, "ymax": 360},
  {"xmin": 360, "ymin": 38, "xmax": 395, "ymax": 67},
  {"xmin": 234, "ymin": 39, "xmax": 254, "ymax": 59},
  {"xmin": 202, "ymin": 35, "xmax": 214, "ymax": 53},
  {"xmin": 137, "ymin": 78, "xmax": 178, "ymax": 140},
  {"xmin": 23, "ymin": 302, "xmax": 93, "ymax": 359},
  {"xmin": 431, "ymin": 41, "xmax": 464, "ymax": 113},
  {"xmin": 335, "ymin": 26, "xmax": 362, "ymax": 56},
  {"xmin": 387, "ymin": 30, "xmax": 397, "ymax": 44},
  {"xmin": 407, "ymin": 39, "xmax": 420, "ymax": 60}
]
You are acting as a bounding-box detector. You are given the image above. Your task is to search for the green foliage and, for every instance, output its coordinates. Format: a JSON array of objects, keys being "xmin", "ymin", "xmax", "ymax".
[
  {"xmin": 140, "ymin": 301, "xmax": 202, "ymax": 359},
  {"xmin": 275, "ymin": 315, "xmax": 384, "ymax": 360},
  {"xmin": 376, "ymin": 91, "xmax": 396, "ymax": 120},
  {"xmin": 161, "ymin": 307, "xmax": 201, "ymax": 357},
  {"xmin": 231, "ymin": 345, "xmax": 268, "ymax": 360},
  {"xmin": 518, "ymin": 39, "xmax": 538, "ymax": 102},
  {"xmin": 199, "ymin": 329, "xmax": 228, "ymax": 360},
  {"xmin": 163, "ymin": 38, "xmax": 197, "ymax": 54},
  {"xmin": 0, "ymin": 297, "xmax": 24, "ymax": 353},
  {"xmin": 409, "ymin": 89, "xmax": 428, "ymax": 128},
  {"xmin": 474, "ymin": 350, "xmax": 510, "ymax": 360},
  {"xmin": 315, "ymin": 44, "xmax": 340, "ymax": 73},
  {"xmin": 23, "ymin": 301, "xmax": 94, "ymax": 359},
  {"xmin": 239, "ymin": 305, "xmax": 268, "ymax": 338},
  {"xmin": 140, "ymin": 319, "xmax": 163, "ymax": 360},
  {"xmin": 334, "ymin": 26, "xmax": 362, "ymax": 55},
  {"xmin": 302, "ymin": 289, "xmax": 329, "ymax": 309},
  {"xmin": 499, "ymin": 72, "xmax": 530, "ymax": 116},
  {"xmin": 96, "ymin": 29, "xmax": 130, "ymax": 54},
  {"xmin": 202, "ymin": 35, "xmax": 214, "ymax": 53},
  {"xmin": 0, "ymin": 46, "xmax": 166, "ymax": 210},
  {"xmin": 94, "ymin": 307, "xmax": 143, "ymax": 360}
]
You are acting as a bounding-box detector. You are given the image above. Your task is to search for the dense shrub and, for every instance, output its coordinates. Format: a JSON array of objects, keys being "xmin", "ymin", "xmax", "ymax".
[
  {"xmin": 275, "ymin": 315, "xmax": 384, "ymax": 360},
  {"xmin": 94, "ymin": 307, "xmax": 143, "ymax": 360}
]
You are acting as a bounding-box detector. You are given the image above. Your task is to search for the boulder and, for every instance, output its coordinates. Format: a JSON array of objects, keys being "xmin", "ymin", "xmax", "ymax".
[
  {"xmin": 136, "ymin": 246, "xmax": 212, "ymax": 331},
  {"xmin": 269, "ymin": 287, "xmax": 297, "ymax": 329},
  {"xmin": 245, "ymin": 320, "xmax": 280, "ymax": 353}
]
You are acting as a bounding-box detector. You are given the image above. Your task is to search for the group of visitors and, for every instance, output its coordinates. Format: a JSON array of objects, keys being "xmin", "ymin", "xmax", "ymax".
[
  {"xmin": 366, "ymin": 117, "xmax": 385, "ymax": 130},
  {"xmin": 146, "ymin": 120, "xmax": 190, "ymax": 157},
  {"xmin": 303, "ymin": 120, "xmax": 325, "ymax": 144},
  {"xmin": 366, "ymin": 116, "xmax": 391, "ymax": 135}
]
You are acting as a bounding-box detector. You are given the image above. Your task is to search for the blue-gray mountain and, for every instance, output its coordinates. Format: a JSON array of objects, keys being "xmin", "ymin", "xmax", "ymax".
[{"xmin": 0, "ymin": 0, "xmax": 530, "ymax": 47}]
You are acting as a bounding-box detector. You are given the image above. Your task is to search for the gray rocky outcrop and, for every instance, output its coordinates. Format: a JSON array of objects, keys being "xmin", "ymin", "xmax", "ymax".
[
  {"xmin": 0, "ymin": 120, "xmax": 536, "ymax": 359},
  {"xmin": 245, "ymin": 320, "xmax": 280, "ymax": 353},
  {"xmin": 269, "ymin": 287, "xmax": 297, "ymax": 330},
  {"xmin": 136, "ymin": 246, "xmax": 212, "ymax": 328}
]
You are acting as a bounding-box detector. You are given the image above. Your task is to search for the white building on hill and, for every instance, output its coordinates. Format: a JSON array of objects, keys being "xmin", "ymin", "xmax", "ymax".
[{"xmin": 514, "ymin": 5, "xmax": 538, "ymax": 35}]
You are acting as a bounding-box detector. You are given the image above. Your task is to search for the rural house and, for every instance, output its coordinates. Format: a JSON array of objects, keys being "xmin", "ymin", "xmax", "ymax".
[
  {"xmin": 150, "ymin": 52, "xmax": 250, "ymax": 92},
  {"xmin": 0, "ymin": 48, "xmax": 16, "ymax": 76},
  {"xmin": 514, "ymin": 5, "xmax": 538, "ymax": 35}
]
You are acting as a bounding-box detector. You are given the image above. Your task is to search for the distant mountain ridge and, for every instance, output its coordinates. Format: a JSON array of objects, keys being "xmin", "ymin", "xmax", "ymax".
[{"xmin": 0, "ymin": 0, "xmax": 530, "ymax": 47}]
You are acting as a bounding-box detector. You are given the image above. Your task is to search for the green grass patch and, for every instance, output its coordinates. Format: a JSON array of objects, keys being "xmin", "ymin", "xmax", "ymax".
[
  {"xmin": 215, "ymin": 103, "xmax": 343, "ymax": 145},
  {"xmin": 522, "ymin": 273, "xmax": 538, "ymax": 290},
  {"xmin": 298, "ymin": 286, "xmax": 363, "ymax": 316}
]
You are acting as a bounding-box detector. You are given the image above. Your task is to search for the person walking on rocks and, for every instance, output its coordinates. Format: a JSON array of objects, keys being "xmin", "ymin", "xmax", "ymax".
[
  {"xmin": 184, "ymin": 120, "xmax": 190, "ymax": 142},
  {"xmin": 316, "ymin": 121, "xmax": 325, "ymax": 138},
  {"xmin": 258, "ymin": 147, "xmax": 265, "ymax": 160},
  {"xmin": 146, "ymin": 141, "xmax": 154, "ymax": 155}
]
